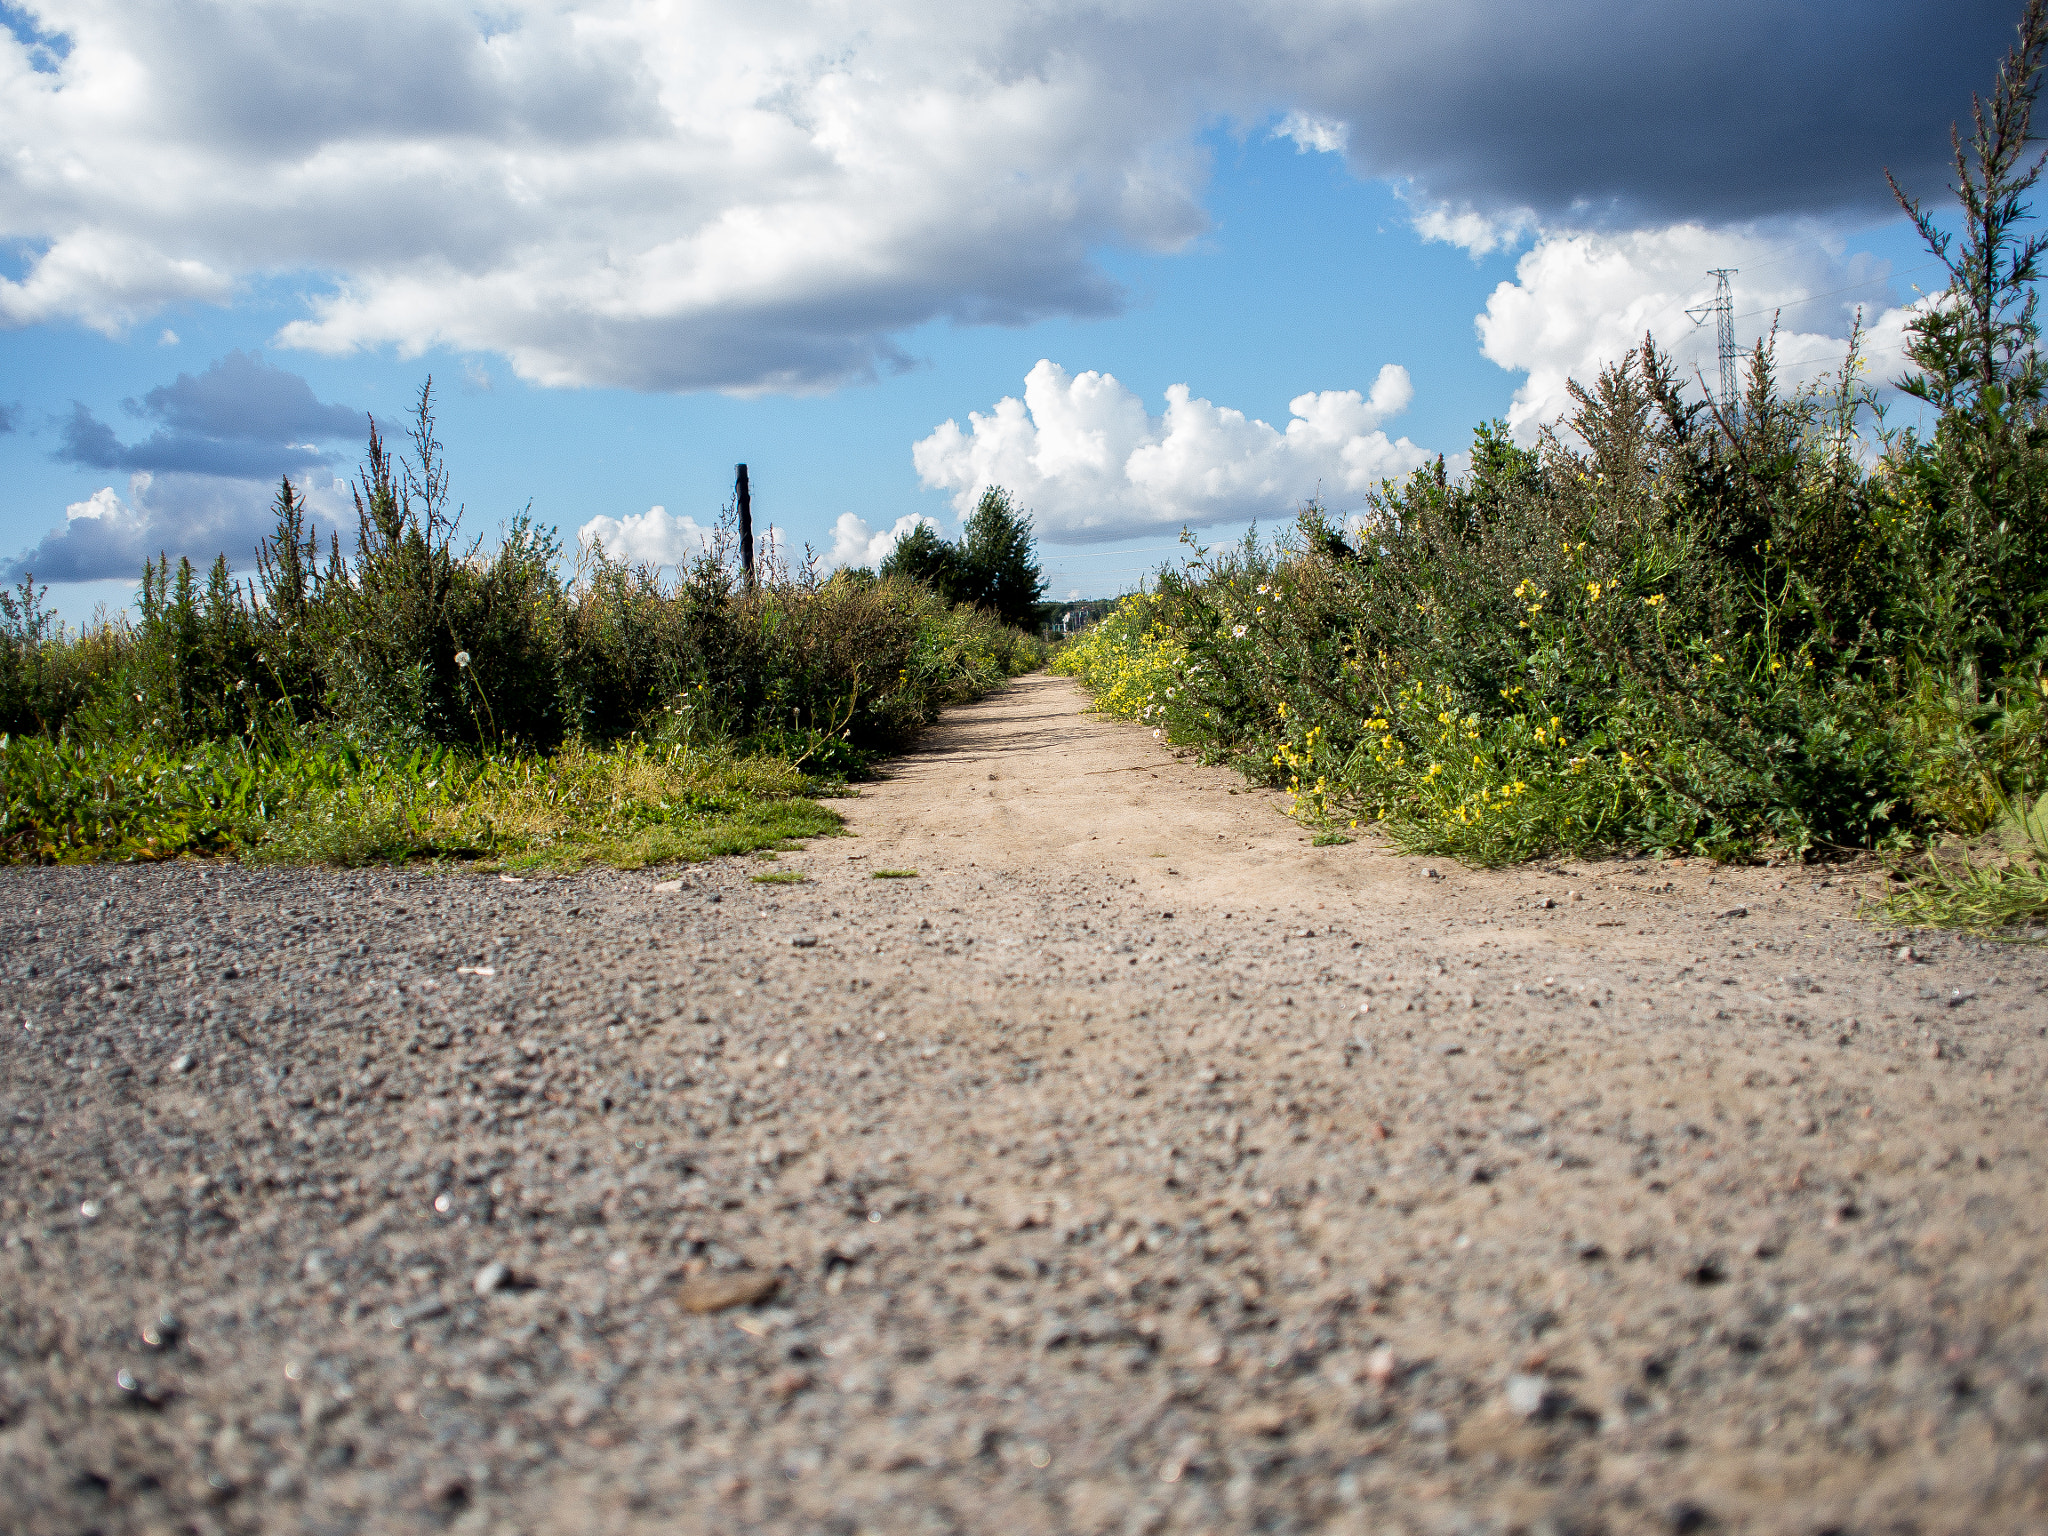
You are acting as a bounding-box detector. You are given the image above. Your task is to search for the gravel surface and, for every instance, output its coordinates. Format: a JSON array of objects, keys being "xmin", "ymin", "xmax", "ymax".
[{"xmin": 4, "ymin": 674, "xmax": 2048, "ymax": 1536}]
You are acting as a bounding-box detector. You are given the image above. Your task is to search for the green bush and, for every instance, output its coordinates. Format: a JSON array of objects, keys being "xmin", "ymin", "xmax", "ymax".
[
  {"xmin": 1, "ymin": 577, "xmax": 120, "ymax": 737},
  {"xmin": 0, "ymin": 382, "xmax": 1048, "ymax": 866},
  {"xmin": 1060, "ymin": 8, "xmax": 2047, "ymax": 903},
  {"xmin": 1065, "ymin": 328, "xmax": 2040, "ymax": 868}
]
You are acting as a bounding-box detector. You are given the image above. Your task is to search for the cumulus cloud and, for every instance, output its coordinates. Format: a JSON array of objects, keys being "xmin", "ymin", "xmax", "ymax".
[
  {"xmin": 824, "ymin": 512, "xmax": 941, "ymax": 571},
  {"xmin": 1409, "ymin": 203, "xmax": 1535, "ymax": 259},
  {"xmin": 575, "ymin": 505, "xmax": 717, "ymax": 569},
  {"xmin": 0, "ymin": 1, "xmax": 2004, "ymax": 393},
  {"xmin": 1473, "ymin": 223, "xmax": 1925, "ymax": 439},
  {"xmin": 1273, "ymin": 111, "xmax": 1346, "ymax": 156},
  {"xmin": 3, "ymin": 469, "xmax": 352, "ymax": 584},
  {"xmin": 0, "ymin": 228, "xmax": 234, "ymax": 335},
  {"xmin": 914, "ymin": 359, "xmax": 1431, "ymax": 539},
  {"xmin": 4, "ymin": 351, "xmax": 362, "ymax": 582},
  {"xmin": 55, "ymin": 350, "xmax": 363, "ymax": 479}
]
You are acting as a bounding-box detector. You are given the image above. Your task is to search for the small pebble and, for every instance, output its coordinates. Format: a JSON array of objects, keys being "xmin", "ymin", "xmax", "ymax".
[
  {"xmin": 1505, "ymin": 1373, "xmax": 1551, "ymax": 1418},
  {"xmin": 387, "ymin": 1296, "xmax": 448, "ymax": 1329},
  {"xmin": 473, "ymin": 1260, "xmax": 512, "ymax": 1297},
  {"xmin": 676, "ymin": 1271, "xmax": 780, "ymax": 1314},
  {"xmin": 170, "ymin": 1053, "xmax": 195, "ymax": 1074}
]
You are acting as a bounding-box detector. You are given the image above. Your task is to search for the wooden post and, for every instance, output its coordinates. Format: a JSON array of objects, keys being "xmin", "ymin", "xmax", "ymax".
[{"xmin": 735, "ymin": 463, "xmax": 754, "ymax": 588}]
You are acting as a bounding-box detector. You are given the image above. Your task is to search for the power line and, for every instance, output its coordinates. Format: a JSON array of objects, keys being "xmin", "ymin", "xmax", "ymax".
[
  {"xmin": 1041, "ymin": 543, "xmax": 1188, "ymax": 560},
  {"xmin": 1730, "ymin": 260, "xmax": 1943, "ymax": 323}
]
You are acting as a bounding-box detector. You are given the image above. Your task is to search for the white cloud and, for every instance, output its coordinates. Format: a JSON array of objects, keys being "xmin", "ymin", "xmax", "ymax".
[
  {"xmin": 66, "ymin": 486, "xmax": 127, "ymax": 524},
  {"xmin": 6, "ymin": 469, "xmax": 354, "ymax": 584},
  {"xmin": 824, "ymin": 511, "xmax": 940, "ymax": 570},
  {"xmin": 575, "ymin": 505, "xmax": 715, "ymax": 568},
  {"xmin": 1408, "ymin": 201, "xmax": 1534, "ymax": 258},
  {"xmin": 913, "ymin": 359, "xmax": 1431, "ymax": 539},
  {"xmin": 0, "ymin": 2, "xmax": 1986, "ymax": 395},
  {"xmin": 1273, "ymin": 111, "xmax": 1346, "ymax": 155},
  {"xmin": 0, "ymin": 229, "xmax": 233, "ymax": 335},
  {"xmin": 1, "ymin": 0, "xmax": 1228, "ymax": 392},
  {"xmin": 1474, "ymin": 222, "xmax": 1921, "ymax": 439}
]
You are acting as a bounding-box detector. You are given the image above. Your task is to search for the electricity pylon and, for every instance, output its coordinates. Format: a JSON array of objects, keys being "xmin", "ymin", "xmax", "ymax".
[{"xmin": 1686, "ymin": 268, "xmax": 1740, "ymax": 413}]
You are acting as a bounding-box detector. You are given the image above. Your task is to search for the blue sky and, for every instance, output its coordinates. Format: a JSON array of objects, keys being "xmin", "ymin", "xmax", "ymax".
[{"xmin": 0, "ymin": 1, "xmax": 2004, "ymax": 621}]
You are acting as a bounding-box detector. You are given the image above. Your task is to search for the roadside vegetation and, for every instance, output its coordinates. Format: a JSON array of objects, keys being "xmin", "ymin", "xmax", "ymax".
[
  {"xmin": 1, "ymin": 396, "xmax": 1045, "ymax": 868},
  {"xmin": 1059, "ymin": 3, "xmax": 2048, "ymax": 937}
]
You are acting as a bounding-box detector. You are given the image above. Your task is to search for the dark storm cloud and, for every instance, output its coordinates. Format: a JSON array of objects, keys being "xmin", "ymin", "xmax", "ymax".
[
  {"xmin": 55, "ymin": 350, "xmax": 362, "ymax": 479},
  {"xmin": 1307, "ymin": 0, "xmax": 2019, "ymax": 226}
]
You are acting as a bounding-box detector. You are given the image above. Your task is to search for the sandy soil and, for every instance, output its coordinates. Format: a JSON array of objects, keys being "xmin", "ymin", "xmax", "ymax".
[{"xmin": 3, "ymin": 672, "xmax": 2046, "ymax": 1536}]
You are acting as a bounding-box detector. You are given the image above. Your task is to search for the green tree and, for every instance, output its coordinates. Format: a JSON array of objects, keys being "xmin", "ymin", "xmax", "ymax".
[
  {"xmin": 1889, "ymin": 0, "xmax": 2048, "ymax": 431},
  {"xmin": 958, "ymin": 486, "xmax": 1046, "ymax": 629},
  {"xmin": 1887, "ymin": 0, "xmax": 2048, "ymax": 680},
  {"xmin": 878, "ymin": 521, "xmax": 968, "ymax": 603}
]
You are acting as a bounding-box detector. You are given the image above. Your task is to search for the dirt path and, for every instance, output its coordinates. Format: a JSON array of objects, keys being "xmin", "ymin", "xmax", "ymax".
[{"xmin": 4, "ymin": 674, "xmax": 2047, "ymax": 1536}]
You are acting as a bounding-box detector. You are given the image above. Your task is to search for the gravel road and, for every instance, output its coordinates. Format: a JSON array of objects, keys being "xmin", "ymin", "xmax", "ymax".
[{"xmin": 4, "ymin": 673, "xmax": 2047, "ymax": 1536}]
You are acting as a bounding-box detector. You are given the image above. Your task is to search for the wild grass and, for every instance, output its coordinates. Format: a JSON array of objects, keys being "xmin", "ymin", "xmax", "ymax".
[
  {"xmin": 1879, "ymin": 790, "xmax": 2048, "ymax": 939},
  {"xmin": 1, "ymin": 385, "xmax": 1047, "ymax": 870},
  {"xmin": 871, "ymin": 868, "xmax": 919, "ymax": 878},
  {"xmin": 0, "ymin": 731, "xmax": 842, "ymax": 871}
]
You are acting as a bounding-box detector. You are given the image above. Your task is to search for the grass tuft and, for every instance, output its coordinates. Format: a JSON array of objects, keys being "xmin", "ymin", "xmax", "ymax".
[
  {"xmin": 750, "ymin": 870, "xmax": 809, "ymax": 884},
  {"xmin": 1879, "ymin": 790, "xmax": 2048, "ymax": 940},
  {"xmin": 871, "ymin": 868, "xmax": 919, "ymax": 879}
]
